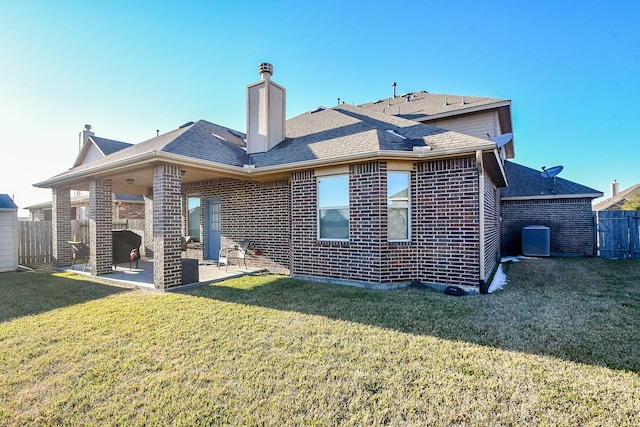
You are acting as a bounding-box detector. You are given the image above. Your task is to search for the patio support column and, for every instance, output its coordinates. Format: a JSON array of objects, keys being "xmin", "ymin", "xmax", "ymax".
[
  {"xmin": 52, "ymin": 187, "xmax": 72, "ymax": 267},
  {"xmin": 152, "ymin": 163, "xmax": 182, "ymax": 289},
  {"xmin": 143, "ymin": 191, "xmax": 154, "ymax": 257},
  {"xmin": 89, "ymin": 178, "xmax": 113, "ymax": 275}
]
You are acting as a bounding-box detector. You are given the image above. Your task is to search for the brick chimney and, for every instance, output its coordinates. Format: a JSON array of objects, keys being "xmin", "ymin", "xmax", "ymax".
[{"xmin": 246, "ymin": 63, "xmax": 286, "ymax": 154}]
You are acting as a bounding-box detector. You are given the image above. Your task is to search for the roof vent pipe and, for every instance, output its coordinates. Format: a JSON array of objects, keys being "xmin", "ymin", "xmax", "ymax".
[{"xmin": 392, "ymin": 82, "xmax": 397, "ymax": 98}]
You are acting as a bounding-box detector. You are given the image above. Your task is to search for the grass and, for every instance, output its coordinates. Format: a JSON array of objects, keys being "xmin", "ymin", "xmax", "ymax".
[{"xmin": 0, "ymin": 258, "xmax": 639, "ymax": 425}]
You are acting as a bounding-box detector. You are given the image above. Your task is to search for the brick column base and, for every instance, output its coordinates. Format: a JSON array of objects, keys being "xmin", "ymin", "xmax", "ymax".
[
  {"xmin": 90, "ymin": 178, "xmax": 113, "ymax": 275},
  {"xmin": 52, "ymin": 187, "xmax": 72, "ymax": 267}
]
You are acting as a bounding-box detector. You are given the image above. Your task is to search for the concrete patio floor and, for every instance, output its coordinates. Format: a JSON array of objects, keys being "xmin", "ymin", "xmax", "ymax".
[{"xmin": 61, "ymin": 258, "xmax": 265, "ymax": 291}]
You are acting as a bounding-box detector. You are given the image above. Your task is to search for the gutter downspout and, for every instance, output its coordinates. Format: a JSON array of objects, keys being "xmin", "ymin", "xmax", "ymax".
[{"xmin": 476, "ymin": 150, "xmax": 487, "ymax": 293}]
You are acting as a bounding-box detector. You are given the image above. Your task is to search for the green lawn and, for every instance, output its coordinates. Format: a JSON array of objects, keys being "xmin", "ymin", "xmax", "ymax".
[{"xmin": 1, "ymin": 258, "xmax": 639, "ymax": 426}]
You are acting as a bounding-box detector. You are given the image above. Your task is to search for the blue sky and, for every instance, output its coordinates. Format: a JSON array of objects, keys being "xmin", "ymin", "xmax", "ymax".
[{"xmin": 1, "ymin": 1, "xmax": 638, "ymax": 215}]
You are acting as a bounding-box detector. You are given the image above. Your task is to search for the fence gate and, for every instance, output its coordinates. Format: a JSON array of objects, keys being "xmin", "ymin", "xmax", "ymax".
[{"xmin": 597, "ymin": 211, "xmax": 640, "ymax": 259}]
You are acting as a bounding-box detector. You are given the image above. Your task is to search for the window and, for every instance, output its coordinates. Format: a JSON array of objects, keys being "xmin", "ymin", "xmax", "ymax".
[
  {"xmin": 187, "ymin": 196, "xmax": 201, "ymax": 242},
  {"xmin": 388, "ymin": 172, "xmax": 410, "ymax": 241},
  {"xmin": 317, "ymin": 175, "xmax": 349, "ymax": 240}
]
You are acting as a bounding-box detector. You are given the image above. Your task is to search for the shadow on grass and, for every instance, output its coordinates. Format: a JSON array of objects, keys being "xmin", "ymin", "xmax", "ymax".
[
  {"xmin": 0, "ymin": 268, "xmax": 130, "ymax": 323},
  {"xmin": 183, "ymin": 258, "xmax": 640, "ymax": 373}
]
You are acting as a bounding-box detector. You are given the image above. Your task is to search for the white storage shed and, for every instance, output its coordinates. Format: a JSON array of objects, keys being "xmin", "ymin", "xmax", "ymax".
[{"xmin": 0, "ymin": 194, "xmax": 19, "ymax": 272}]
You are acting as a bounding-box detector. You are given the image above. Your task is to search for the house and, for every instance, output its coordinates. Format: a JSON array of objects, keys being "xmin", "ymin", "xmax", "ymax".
[
  {"xmin": 500, "ymin": 161, "xmax": 602, "ymax": 256},
  {"xmin": 35, "ymin": 63, "xmax": 512, "ymax": 292},
  {"xmin": 359, "ymin": 90, "xmax": 602, "ymax": 257},
  {"xmin": 593, "ymin": 181, "xmax": 640, "ymax": 211},
  {"xmin": 26, "ymin": 125, "xmax": 144, "ymax": 221},
  {"xmin": 0, "ymin": 194, "xmax": 19, "ymax": 272}
]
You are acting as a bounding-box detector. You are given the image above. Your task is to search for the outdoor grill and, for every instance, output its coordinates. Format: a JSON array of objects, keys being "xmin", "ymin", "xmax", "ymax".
[{"xmin": 112, "ymin": 230, "xmax": 141, "ymax": 269}]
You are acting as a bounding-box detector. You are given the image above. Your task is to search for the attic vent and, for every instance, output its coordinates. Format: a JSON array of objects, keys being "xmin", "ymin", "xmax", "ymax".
[
  {"xmin": 179, "ymin": 121, "xmax": 194, "ymax": 129},
  {"xmin": 211, "ymin": 133, "xmax": 227, "ymax": 141},
  {"xmin": 386, "ymin": 129, "xmax": 406, "ymax": 140},
  {"xmin": 310, "ymin": 107, "xmax": 324, "ymax": 114},
  {"xmin": 227, "ymin": 129, "xmax": 245, "ymax": 138},
  {"xmin": 372, "ymin": 100, "xmax": 383, "ymax": 104}
]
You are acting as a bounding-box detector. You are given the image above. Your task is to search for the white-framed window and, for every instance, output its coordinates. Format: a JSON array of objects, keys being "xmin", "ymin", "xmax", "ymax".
[
  {"xmin": 388, "ymin": 171, "xmax": 410, "ymax": 241},
  {"xmin": 187, "ymin": 195, "xmax": 201, "ymax": 242},
  {"xmin": 317, "ymin": 174, "xmax": 349, "ymax": 241}
]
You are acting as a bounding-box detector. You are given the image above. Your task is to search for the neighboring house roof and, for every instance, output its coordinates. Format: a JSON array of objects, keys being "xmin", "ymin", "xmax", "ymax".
[
  {"xmin": 92, "ymin": 136, "xmax": 133, "ymax": 155},
  {"xmin": 500, "ymin": 161, "xmax": 602, "ymax": 200},
  {"xmin": 73, "ymin": 136, "xmax": 133, "ymax": 167},
  {"xmin": 593, "ymin": 183, "xmax": 640, "ymax": 211},
  {"xmin": 0, "ymin": 194, "xmax": 18, "ymax": 210},
  {"xmin": 358, "ymin": 91, "xmax": 510, "ymax": 122},
  {"xmin": 25, "ymin": 193, "xmax": 143, "ymax": 211}
]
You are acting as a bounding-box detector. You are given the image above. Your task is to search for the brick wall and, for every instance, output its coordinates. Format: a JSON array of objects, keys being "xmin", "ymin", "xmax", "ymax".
[
  {"xmin": 483, "ymin": 174, "xmax": 501, "ymax": 282},
  {"xmin": 182, "ymin": 178, "xmax": 291, "ymax": 272},
  {"xmin": 52, "ymin": 187, "xmax": 72, "ymax": 266},
  {"xmin": 179, "ymin": 157, "xmax": 489, "ymax": 289},
  {"xmin": 292, "ymin": 158, "xmax": 483, "ymax": 288},
  {"xmin": 414, "ymin": 157, "xmax": 480, "ymax": 287},
  {"xmin": 153, "ymin": 164, "xmax": 182, "ymax": 289},
  {"xmin": 501, "ymin": 198, "xmax": 596, "ymax": 256},
  {"xmin": 115, "ymin": 202, "xmax": 145, "ymax": 219},
  {"xmin": 89, "ymin": 179, "xmax": 113, "ymax": 275}
]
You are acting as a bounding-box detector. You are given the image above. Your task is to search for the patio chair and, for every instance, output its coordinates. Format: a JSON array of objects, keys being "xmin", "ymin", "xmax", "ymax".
[
  {"xmin": 218, "ymin": 239, "xmax": 251, "ymax": 272},
  {"xmin": 69, "ymin": 241, "xmax": 90, "ymax": 272}
]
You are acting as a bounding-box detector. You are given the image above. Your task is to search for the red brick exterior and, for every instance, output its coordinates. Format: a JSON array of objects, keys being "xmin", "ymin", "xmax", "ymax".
[
  {"xmin": 414, "ymin": 158, "xmax": 481, "ymax": 288},
  {"xmin": 288, "ymin": 158, "xmax": 486, "ymax": 288},
  {"xmin": 89, "ymin": 179, "xmax": 113, "ymax": 275},
  {"xmin": 115, "ymin": 202, "xmax": 145, "ymax": 219},
  {"xmin": 501, "ymin": 198, "xmax": 596, "ymax": 256},
  {"xmin": 182, "ymin": 178, "xmax": 291, "ymax": 272},
  {"xmin": 52, "ymin": 187, "xmax": 72, "ymax": 266},
  {"xmin": 177, "ymin": 157, "xmax": 498, "ymax": 290},
  {"xmin": 153, "ymin": 164, "xmax": 183, "ymax": 289}
]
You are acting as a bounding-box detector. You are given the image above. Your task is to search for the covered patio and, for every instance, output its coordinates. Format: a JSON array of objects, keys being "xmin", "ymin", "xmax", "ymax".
[{"xmin": 60, "ymin": 257, "xmax": 265, "ymax": 291}]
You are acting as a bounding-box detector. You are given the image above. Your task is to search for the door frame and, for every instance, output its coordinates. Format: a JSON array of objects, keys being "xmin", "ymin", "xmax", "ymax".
[{"xmin": 204, "ymin": 197, "xmax": 221, "ymax": 260}]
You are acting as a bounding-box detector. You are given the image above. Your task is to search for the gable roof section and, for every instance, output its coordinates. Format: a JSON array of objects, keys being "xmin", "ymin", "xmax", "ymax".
[
  {"xmin": 92, "ymin": 136, "xmax": 132, "ymax": 155},
  {"xmin": 592, "ymin": 183, "xmax": 640, "ymax": 211},
  {"xmin": 500, "ymin": 161, "xmax": 602, "ymax": 200},
  {"xmin": 251, "ymin": 104, "xmax": 497, "ymax": 168},
  {"xmin": 73, "ymin": 136, "xmax": 132, "ymax": 167},
  {"xmin": 55, "ymin": 120, "xmax": 249, "ymax": 176},
  {"xmin": 359, "ymin": 91, "xmax": 510, "ymax": 122}
]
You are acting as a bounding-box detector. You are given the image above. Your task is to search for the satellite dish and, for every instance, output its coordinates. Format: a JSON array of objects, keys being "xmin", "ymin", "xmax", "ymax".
[
  {"xmin": 541, "ymin": 165, "xmax": 563, "ymax": 178},
  {"xmin": 491, "ymin": 132, "xmax": 513, "ymax": 148}
]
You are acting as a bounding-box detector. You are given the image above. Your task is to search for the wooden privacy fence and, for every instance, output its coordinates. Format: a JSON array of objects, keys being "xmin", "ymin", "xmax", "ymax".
[
  {"xmin": 597, "ymin": 210, "xmax": 640, "ymax": 259},
  {"xmin": 18, "ymin": 219, "xmax": 146, "ymax": 266},
  {"xmin": 18, "ymin": 221, "xmax": 52, "ymax": 265}
]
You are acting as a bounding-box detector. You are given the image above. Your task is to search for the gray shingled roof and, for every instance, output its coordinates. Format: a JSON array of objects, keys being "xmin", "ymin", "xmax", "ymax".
[
  {"xmin": 0, "ymin": 194, "xmax": 18, "ymax": 210},
  {"xmin": 39, "ymin": 105, "xmax": 499, "ymax": 186},
  {"xmin": 52, "ymin": 120, "xmax": 249, "ymax": 178},
  {"xmin": 501, "ymin": 161, "xmax": 602, "ymax": 199},
  {"xmin": 91, "ymin": 136, "xmax": 132, "ymax": 155},
  {"xmin": 251, "ymin": 104, "xmax": 494, "ymax": 168},
  {"xmin": 358, "ymin": 91, "xmax": 508, "ymax": 120}
]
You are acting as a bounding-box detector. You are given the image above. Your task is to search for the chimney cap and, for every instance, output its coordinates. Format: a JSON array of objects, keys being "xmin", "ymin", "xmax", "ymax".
[
  {"xmin": 259, "ymin": 62, "xmax": 273, "ymax": 80},
  {"xmin": 84, "ymin": 124, "xmax": 91, "ymax": 131}
]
